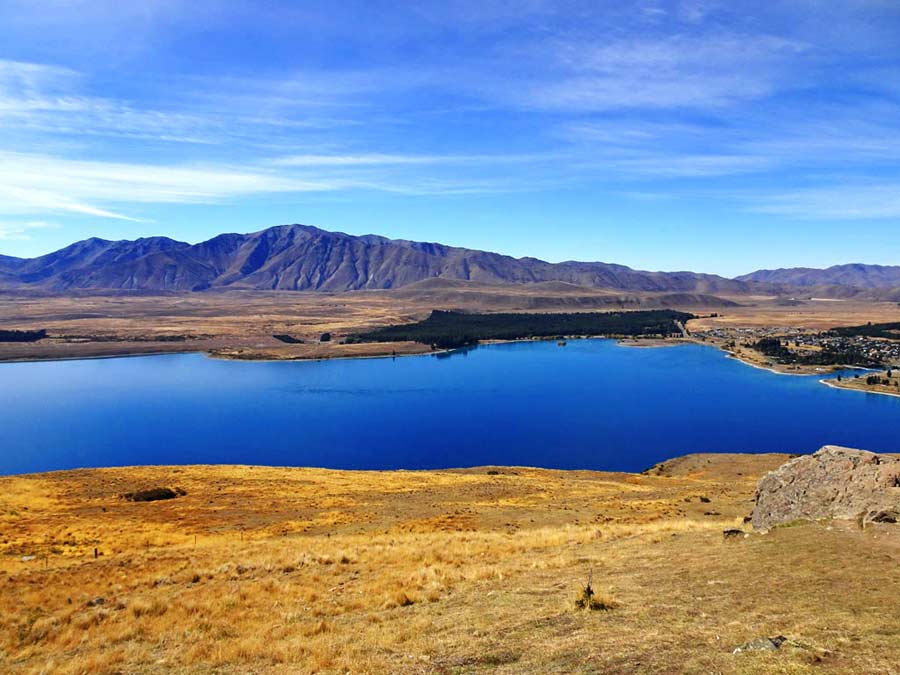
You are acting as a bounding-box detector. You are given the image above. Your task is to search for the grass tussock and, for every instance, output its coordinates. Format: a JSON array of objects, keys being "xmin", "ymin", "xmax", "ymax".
[{"xmin": 574, "ymin": 572, "xmax": 620, "ymax": 612}]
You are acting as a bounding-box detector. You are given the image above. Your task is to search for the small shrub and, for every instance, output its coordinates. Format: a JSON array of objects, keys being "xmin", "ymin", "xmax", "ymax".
[
  {"xmin": 303, "ymin": 620, "xmax": 331, "ymax": 636},
  {"xmin": 574, "ymin": 572, "xmax": 618, "ymax": 611},
  {"xmin": 130, "ymin": 597, "xmax": 168, "ymax": 618},
  {"xmin": 123, "ymin": 487, "xmax": 185, "ymax": 502},
  {"xmin": 478, "ymin": 651, "xmax": 521, "ymax": 666},
  {"xmin": 385, "ymin": 591, "xmax": 416, "ymax": 608},
  {"xmin": 272, "ymin": 334, "xmax": 304, "ymax": 344}
]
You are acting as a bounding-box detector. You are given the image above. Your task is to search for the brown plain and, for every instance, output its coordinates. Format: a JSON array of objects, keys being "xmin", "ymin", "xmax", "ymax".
[
  {"xmin": 1, "ymin": 287, "xmax": 897, "ymax": 362},
  {"xmin": 687, "ymin": 296, "xmax": 900, "ymax": 330},
  {"xmin": 3, "ymin": 455, "xmax": 900, "ymax": 674}
]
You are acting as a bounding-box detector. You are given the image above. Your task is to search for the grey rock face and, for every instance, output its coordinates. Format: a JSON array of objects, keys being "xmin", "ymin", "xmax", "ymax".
[{"xmin": 751, "ymin": 446, "xmax": 900, "ymax": 530}]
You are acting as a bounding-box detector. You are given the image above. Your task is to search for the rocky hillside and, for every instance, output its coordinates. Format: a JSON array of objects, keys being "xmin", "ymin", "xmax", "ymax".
[{"xmin": 0, "ymin": 224, "xmax": 758, "ymax": 293}]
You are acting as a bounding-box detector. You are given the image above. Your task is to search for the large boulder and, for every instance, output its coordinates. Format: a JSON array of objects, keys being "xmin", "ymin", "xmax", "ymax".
[{"xmin": 751, "ymin": 446, "xmax": 900, "ymax": 530}]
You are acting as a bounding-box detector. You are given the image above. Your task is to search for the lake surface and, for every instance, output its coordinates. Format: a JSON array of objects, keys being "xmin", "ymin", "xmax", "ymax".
[{"xmin": 1, "ymin": 339, "xmax": 897, "ymax": 476}]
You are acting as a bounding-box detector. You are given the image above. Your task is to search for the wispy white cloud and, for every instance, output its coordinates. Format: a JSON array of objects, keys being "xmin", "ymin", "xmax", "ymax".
[
  {"xmin": 0, "ymin": 220, "xmax": 62, "ymax": 241},
  {"xmin": 269, "ymin": 152, "xmax": 553, "ymax": 167},
  {"xmin": 1, "ymin": 0, "xmax": 898, "ymax": 248},
  {"xmin": 558, "ymin": 34, "xmax": 804, "ymax": 72},
  {"xmin": 739, "ymin": 113, "xmax": 900, "ymax": 164},
  {"xmin": 0, "ymin": 150, "xmax": 562, "ymax": 221},
  {"xmin": 0, "ymin": 185, "xmax": 145, "ymax": 221},
  {"xmin": 558, "ymin": 101, "xmax": 900, "ymax": 182},
  {"xmin": 559, "ymin": 119, "xmax": 709, "ymax": 145},
  {"xmin": 0, "ymin": 59, "xmax": 360, "ymax": 149},
  {"xmin": 272, "ymin": 153, "xmax": 456, "ymax": 167},
  {"xmin": 752, "ymin": 184, "xmax": 900, "ymax": 220},
  {"xmin": 0, "ymin": 152, "xmax": 353, "ymax": 220},
  {"xmin": 0, "ymin": 59, "xmax": 80, "ymax": 96},
  {"xmin": 610, "ymin": 153, "xmax": 775, "ymax": 178},
  {"xmin": 493, "ymin": 33, "xmax": 808, "ymax": 111},
  {"xmin": 677, "ymin": 0, "xmax": 715, "ymax": 24}
]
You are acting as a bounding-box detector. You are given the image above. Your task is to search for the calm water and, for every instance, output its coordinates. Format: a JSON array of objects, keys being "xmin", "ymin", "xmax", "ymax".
[{"xmin": 1, "ymin": 339, "xmax": 897, "ymax": 476}]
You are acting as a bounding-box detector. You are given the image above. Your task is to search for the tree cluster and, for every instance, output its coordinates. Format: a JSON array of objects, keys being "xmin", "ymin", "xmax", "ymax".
[
  {"xmin": 753, "ymin": 337, "xmax": 882, "ymax": 368},
  {"xmin": 351, "ymin": 310, "xmax": 694, "ymax": 349},
  {"xmin": 0, "ymin": 329, "xmax": 47, "ymax": 343}
]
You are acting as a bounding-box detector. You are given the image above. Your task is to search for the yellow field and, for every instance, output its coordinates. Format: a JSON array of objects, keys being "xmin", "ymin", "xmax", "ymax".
[
  {"xmin": 2, "ymin": 455, "xmax": 900, "ymax": 674},
  {"xmin": 2, "ymin": 288, "xmax": 896, "ymax": 364},
  {"xmin": 687, "ymin": 297, "xmax": 900, "ymax": 331}
]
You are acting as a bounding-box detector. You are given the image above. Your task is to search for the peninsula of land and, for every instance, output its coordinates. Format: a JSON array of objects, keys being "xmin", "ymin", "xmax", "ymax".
[{"xmin": 3, "ymin": 290, "xmax": 900, "ymax": 394}]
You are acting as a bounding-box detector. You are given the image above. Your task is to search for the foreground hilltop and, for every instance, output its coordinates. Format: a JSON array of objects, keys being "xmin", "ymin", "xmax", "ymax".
[{"xmin": 2, "ymin": 453, "xmax": 899, "ymax": 674}]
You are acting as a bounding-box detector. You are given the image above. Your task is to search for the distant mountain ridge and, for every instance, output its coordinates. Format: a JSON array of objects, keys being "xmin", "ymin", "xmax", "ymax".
[
  {"xmin": 737, "ymin": 264, "xmax": 900, "ymax": 289},
  {"xmin": 0, "ymin": 224, "xmax": 896, "ymax": 296},
  {"xmin": 0, "ymin": 224, "xmax": 757, "ymax": 294}
]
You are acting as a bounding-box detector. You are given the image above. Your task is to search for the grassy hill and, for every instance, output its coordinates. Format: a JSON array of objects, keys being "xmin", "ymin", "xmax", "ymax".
[{"xmin": 2, "ymin": 456, "xmax": 899, "ymax": 673}]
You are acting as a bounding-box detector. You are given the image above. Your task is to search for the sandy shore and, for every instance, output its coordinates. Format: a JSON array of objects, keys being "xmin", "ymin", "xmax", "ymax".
[
  {"xmin": 617, "ymin": 337, "xmax": 688, "ymax": 348},
  {"xmin": 819, "ymin": 377, "xmax": 900, "ymax": 399}
]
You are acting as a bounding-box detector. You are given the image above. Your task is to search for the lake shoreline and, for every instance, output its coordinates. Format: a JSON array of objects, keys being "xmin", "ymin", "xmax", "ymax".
[
  {"xmin": 819, "ymin": 377, "xmax": 900, "ymax": 399},
  {"xmin": 617, "ymin": 337, "xmax": 688, "ymax": 348},
  {"xmin": 2, "ymin": 451, "xmax": 787, "ymax": 479},
  {"xmin": 0, "ymin": 348, "xmax": 194, "ymax": 365},
  {"xmin": 3, "ymin": 337, "xmax": 898, "ymax": 476},
  {"xmin": 0, "ymin": 335, "xmax": 878, "ymax": 394},
  {"xmin": 0, "ymin": 334, "xmax": 694, "ymax": 364}
]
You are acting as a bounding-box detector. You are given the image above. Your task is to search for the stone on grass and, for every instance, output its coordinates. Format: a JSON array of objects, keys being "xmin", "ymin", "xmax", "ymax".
[
  {"xmin": 733, "ymin": 635, "xmax": 787, "ymax": 654},
  {"xmin": 751, "ymin": 446, "xmax": 900, "ymax": 530}
]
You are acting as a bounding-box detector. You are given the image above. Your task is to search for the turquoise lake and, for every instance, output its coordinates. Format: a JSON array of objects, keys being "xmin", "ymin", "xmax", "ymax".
[{"xmin": 0, "ymin": 339, "xmax": 897, "ymax": 476}]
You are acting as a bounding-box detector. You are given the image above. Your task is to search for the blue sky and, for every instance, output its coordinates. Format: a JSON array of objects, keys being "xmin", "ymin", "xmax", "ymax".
[{"xmin": 0, "ymin": 1, "xmax": 898, "ymax": 276}]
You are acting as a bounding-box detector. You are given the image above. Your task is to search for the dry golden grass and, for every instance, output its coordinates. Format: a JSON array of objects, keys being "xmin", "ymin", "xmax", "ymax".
[
  {"xmin": 1, "ymin": 287, "xmax": 895, "ymax": 365},
  {"xmin": 2, "ymin": 455, "xmax": 900, "ymax": 673},
  {"xmin": 0, "ymin": 290, "xmax": 438, "ymax": 362},
  {"xmin": 687, "ymin": 297, "xmax": 900, "ymax": 331},
  {"xmin": 0, "ymin": 287, "xmax": 803, "ymax": 363}
]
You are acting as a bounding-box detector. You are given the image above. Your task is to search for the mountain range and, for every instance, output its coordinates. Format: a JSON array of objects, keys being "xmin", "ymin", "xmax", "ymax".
[
  {"xmin": 0, "ymin": 224, "xmax": 897, "ymax": 297},
  {"xmin": 736, "ymin": 264, "xmax": 900, "ymax": 289}
]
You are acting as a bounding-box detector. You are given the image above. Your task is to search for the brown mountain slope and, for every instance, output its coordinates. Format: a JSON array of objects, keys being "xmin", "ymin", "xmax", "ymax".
[
  {"xmin": 738, "ymin": 263, "xmax": 900, "ymax": 289},
  {"xmin": 0, "ymin": 224, "xmax": 757, "ymax": 294}
]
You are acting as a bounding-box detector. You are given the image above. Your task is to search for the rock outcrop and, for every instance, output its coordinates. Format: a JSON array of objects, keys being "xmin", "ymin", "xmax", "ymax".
[{"xmin": 751, "ymin": 446, "xmax": 900, "ymax": 530}]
